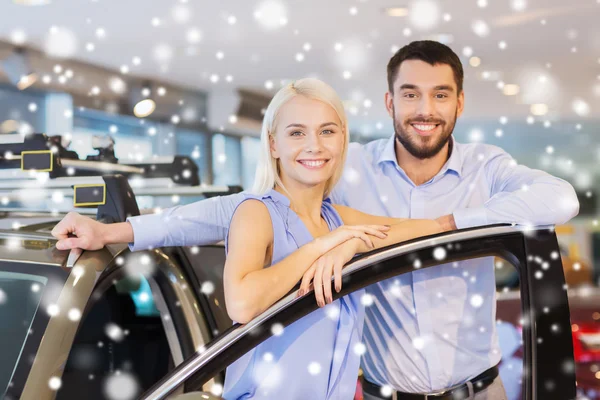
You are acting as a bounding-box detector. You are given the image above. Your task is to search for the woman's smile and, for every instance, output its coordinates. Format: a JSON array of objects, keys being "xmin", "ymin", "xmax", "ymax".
[{"xmin": 297, "ymin": 159, "xmax": 330, "ymax": 169}]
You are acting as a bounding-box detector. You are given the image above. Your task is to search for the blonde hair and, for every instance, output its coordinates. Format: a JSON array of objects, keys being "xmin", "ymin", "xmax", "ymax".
[{"xmin": 251, "ymin": 78, "xmax": 349, "ymax": 198}]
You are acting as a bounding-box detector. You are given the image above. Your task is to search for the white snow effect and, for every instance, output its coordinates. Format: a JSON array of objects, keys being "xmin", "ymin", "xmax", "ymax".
[
  {"xmin": 572, "ymin": 98, "xmax": 590, "ymax": 116},
  {"xmin": 511, "ymin": 0, "xmax": 527, "ymax": 11},
  {"xmin": 343, "ymin": 167, "xmax": 361, "ymax": 185},
  {"xmin": 354, "ymin": 342, "xmax": 367, "ymax": 356},
  {"xmin": 324, "ymin": 303, "xmax": 341, "ymax": 320},
  {"xmin": 254, "ymin": 0, "xmax": 288, "ymax": 30},
  {"xmin": 412, "ymin": 336, "xmax": 426, "ymax": 350},
  {"xmin": 47, "ymin": 304, "xmax": 60, "ymax": 317},
  {"xmin": 201, "ymin": 281, "xmax": 215, "ymax": 295},
  {"xmin": 433, "ymin": 247, "xmax": 447, "ymax": 261},
  {"xmin": 211, "ymin": 383, "xmax": 224, "ymax": 396},
  {"xmin": 308, "ymin": 361, "xmax": 322, "ymax": 375},
  {"xmin": 10, "ymin": 29, "xmax": 27, "ymax": 45},
  {"xmin": 171, "ymin": 4, "xmax": 191, "ymax": 24},
  {"xmin": 105, "ymin": 323, "xmax": 125, "ymax": 342},
  {"xmin": 103, "ymin": 372, "xmax": 139, "ymax": 400},
  {"xmin": 472, "ymin": 20, "xmax": 490, "ymax": 37},
  {"xmin": 409, "ymin": 0, "xmax": 441, "ymax": 30},
  {"xmin": 44, "ymin": 27, "xmax": 78, "ymax": 58},
  {"xmin": 361, "ymin": 293, "xmax": 374, "ymax": 306},
  {"xmin": 153, "ymin": 43, "xmax": 174, "ymax": 63},
  {"xmin": 48, "ymin": 376, "xmax": 62, "ymax": 390},
  {"xmin": 380, "ymin": 385, "xmax": 394, "ymax": 397},
  {"xmin": 186, "ymin": 28, "xmax": 202, "ymax": 44},
  {"xmin": 470, "ymin": 294, "xmax": 484, "ymax": 308},
  {"xmin": 253, "ymin": 361, "xmax": 282, "ymax": 389},
  {"xmin": 469, "ymin": 128, "xmax": 484, "ymax": 143},
  {"xmin": 271, "ymin": 323, "xmax": 284, "ymax": 336},
  {"xmin": 68, "ymin": 308, "xmax": 82, "ymax": 321}
]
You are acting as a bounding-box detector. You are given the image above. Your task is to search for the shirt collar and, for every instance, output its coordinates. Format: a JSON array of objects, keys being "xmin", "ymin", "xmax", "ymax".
[
  {"xmin": 441, "ymin": 138, "xmax": 462, "ymax": 177},
  {"xmin": 377, "ymin": 135, "xmax": 462, "ymax": 178}
]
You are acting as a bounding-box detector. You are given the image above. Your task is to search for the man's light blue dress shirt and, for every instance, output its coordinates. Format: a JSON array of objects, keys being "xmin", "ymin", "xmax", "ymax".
[{"xmin": 127, "ymin": 136, "xmax": 579, "ymax": 392}]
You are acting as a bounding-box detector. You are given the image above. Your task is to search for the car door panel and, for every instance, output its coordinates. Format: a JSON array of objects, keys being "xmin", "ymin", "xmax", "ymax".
[{"xmin": 141, "ymin": 226, "xmax": 576, "ymax": 400}]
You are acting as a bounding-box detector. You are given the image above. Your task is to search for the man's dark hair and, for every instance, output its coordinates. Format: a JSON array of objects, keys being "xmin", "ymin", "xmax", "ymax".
[{"xmin": 387, "ymin": 40, "xmax": 464, "ymax": 94}]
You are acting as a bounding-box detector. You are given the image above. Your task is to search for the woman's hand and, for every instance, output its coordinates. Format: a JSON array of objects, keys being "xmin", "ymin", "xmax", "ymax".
[
  {"xmin": 299, "ymin": 238, "xmax": 364, "ymax": 307},
  {"xmin": 311, "ymin": 224, "xmax": 389, "ymax": 256},
  {"xmin": 51, "ymin": 212, "xmax": 109, "ymax": 250}
]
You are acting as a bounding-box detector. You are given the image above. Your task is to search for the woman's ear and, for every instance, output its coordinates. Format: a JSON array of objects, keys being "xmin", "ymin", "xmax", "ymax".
[{"xmin": 269, "ymin": 133, "xmax": 279, "ymax": 159}]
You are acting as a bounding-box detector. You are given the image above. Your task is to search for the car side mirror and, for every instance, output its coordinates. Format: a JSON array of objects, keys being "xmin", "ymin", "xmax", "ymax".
[{"xmin": 169, "ymin": 392, "xmax": 224, "ymax": 400}]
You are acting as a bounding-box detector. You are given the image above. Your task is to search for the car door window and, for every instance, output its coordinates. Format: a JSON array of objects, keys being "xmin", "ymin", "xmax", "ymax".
[
  {"xmin": 171, "ymin": 255, "xmax": 528, "ymax": 400},
  {"xmin": 180, "ymin": 245, "xmax": 230, "ymax": 337},
  {"xmin": 140, "ymin": 226, "xmax": 577, "ymax": 400},
  {"xmin": 57, "ymin": 267, "xmax": 175, "ymax": 400}
]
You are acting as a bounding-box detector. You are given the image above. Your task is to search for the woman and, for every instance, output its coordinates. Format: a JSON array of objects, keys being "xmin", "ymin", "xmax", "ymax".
[{"xmin": 222, "ymin": 78, "xmax": 442, "ymax": 399}]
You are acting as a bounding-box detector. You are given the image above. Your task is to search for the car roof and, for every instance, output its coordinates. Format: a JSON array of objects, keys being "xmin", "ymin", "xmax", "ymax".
[
  {"xmin": 0, "ymin": 230, "xmax": 67, "ymax": 266},
  {"xmin": 0, "ymin": 210, "xmax": 91, "ymax": 266}
]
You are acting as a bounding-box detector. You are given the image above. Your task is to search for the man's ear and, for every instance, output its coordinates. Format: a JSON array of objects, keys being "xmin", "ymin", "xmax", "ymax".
[
  {"xmin": 456, "ymin": 90, "xmax": 465, "ymax": 118},
  {"xmin": 384, "ymin": 91, "xmax": 394, "ymax": 119}
]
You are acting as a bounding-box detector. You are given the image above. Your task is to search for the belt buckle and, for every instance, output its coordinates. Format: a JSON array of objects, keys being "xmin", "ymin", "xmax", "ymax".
[
  {"xmin": 423, "ymin": 389, "xmax": 448, "ymax": 399},
  {"xmin": 423, "ymin": 381, "xmax": 464, "ymax": 399}
]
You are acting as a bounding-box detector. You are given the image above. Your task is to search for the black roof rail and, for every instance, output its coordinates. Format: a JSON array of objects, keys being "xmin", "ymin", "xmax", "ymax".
[
  {"xmin": 0, "ymin": 133, "xmax": 200, "ymax": 186},
  {"xmin": 97, "ymin": 175, "xmax": 140, "ymax": 223}
]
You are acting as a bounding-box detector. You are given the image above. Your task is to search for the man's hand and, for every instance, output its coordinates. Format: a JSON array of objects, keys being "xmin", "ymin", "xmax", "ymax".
[
  {"xmin": 51, "ymin": 212, "xmax": 109, "ymax": 250},
  {"xmin": 435, "ymin": 214, "xmax": 457, "ymax": 232}
]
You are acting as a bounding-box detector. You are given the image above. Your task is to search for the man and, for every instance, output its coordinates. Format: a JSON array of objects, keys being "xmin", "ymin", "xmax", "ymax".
[{"xmin": 53, "ymin": 41, "xmax": 579, "ymax": 399}]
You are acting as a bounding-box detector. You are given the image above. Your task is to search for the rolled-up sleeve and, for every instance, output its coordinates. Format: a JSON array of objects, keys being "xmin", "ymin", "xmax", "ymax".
[
  {"xmin": 126, "ymin": 192, "xmax": 245, "ymax": 251},
  {"xmin": 452, "ymin": 207, "xmax": 488, "ymax": 230},
  {"xmin": 453, "ymin": 149, "xmax": 579, "ymax": 229}
]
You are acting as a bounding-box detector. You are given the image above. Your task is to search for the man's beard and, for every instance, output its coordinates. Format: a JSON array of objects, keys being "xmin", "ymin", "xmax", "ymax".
[{"xmin": 393, "ymin": 105, "xmax": 457, "ymax": 160}]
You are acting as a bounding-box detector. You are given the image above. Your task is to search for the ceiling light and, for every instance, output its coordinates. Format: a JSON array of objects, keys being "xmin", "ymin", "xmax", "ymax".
[
  {"xmin": 385, "ymin": 7, "xmax": 408, "ymax": 17},
  {"xmin": 503, "ymin": 84, "xmax": 520, "ymax": 96},
  {"xmin": 469, "ymin": 57, "xmax": 481, "ymax": 67},
  {"xmin": 530, "ymin": 103, "xmax": 548, "ymax": 116},
  {"xmin": 12, "ymin": 0, "xmax": 50, "ymax": 5},
  {"xmin": 132, "ymin": 81, "xmax": 156, "ymax": 118},
  {"xmin": 134, "ymin": 99, "xmax": 156, "ymax": 118}
]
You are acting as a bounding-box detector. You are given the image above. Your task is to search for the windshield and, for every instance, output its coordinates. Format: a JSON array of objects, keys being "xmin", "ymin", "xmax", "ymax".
[{"xmin": 0, "ymin": 261, "xmax": 69, "ymax": 399}]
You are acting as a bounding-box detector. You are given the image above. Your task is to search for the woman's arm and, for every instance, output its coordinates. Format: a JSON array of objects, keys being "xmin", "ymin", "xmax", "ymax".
[
  {"xmin": 224, "ymin": 200, "xmax": 388, "ymax": 324},
  {"xmin": 224, "ymin": 200, "xmax": 318, "ymax": 324},
  {"xmin": 300, "ymin": 207, "xmax": 444, "ymax": 306}
]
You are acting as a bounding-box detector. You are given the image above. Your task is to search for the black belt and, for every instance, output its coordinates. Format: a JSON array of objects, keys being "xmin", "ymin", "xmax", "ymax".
[{"xmin": 362, "ymin": 365, "xmax": 499, "ymax": 400}]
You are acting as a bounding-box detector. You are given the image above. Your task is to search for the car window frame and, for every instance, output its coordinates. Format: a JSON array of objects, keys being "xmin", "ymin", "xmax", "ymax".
[
  {"xmin": 78, "ymin": 249, "xmax": 204, "ymax": 359},
  {"xmin": 141, "ymin": 225, "xmax": 576, "ymax": 400},
  {"xmin": 0, "ymin": 260, "xmax": 70, "ymax": 400}
]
